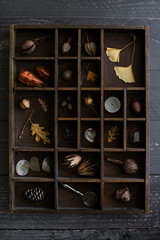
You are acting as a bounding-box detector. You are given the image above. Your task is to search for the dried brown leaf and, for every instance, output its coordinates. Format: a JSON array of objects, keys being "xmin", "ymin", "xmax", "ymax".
[
  {"xmin": 30, "ymin": 123, "xmax": 50, "ymax": 144},
  {"xmin": 38, "ymin": 98, "xmax": 47, "ymax": 112},
  {"xmin": 108, "ymin": 125, "xmax": 119, "ymax": 143}
]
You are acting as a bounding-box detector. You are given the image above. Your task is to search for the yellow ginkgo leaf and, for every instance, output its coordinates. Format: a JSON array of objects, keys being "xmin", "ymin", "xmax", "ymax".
[
  {"xmin": 114, "ymin": 64, "xmax": 135, "ymax": 83},
  {"xmin": 106, "ymin": 48, "xmax": 121, "ymax": 62}
]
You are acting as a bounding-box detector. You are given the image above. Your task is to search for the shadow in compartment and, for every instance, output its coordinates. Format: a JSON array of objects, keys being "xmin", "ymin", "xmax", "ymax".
[
  {"xmin": 104, "ymin": 90, "xmax": 123, "ymax": 118},
  {"xmin": 127, "ymin": 121, "xmax": 145, "ymax": 148},
  {"xmin": 104, "ymin": 121, "xmax": 123, "ymax": 148},
  {"xmin": 81, "ymin": 121, "xmax": 100, "ymax": 149},
  {"xmin": 81, "ymin": 60, "xmax": 100, "ymax": 88},
  {"xmin": 104, "ymin": 182, "xmax": 145, "ymax": 210},
  {"xmin": 15, "ymin": 60, "xmax": 54, "ymax": 88},
  {"xmin": 104, "ymin": 30, "xmax": 145, "ymax": 87},
  {"xmin": 58, "ymin": 182, "xmax": 100, "ymax": 209},
  {"xmin": 58, "ymin": 91, "xmax": 77, "ymax": 118},
  {"xmin": 15, "ymin": 182, "xmax": 54, "ymax": 209},
  {"xmin": 15, "ymin": 151, "xmax": 54, "ymax": 178},
  {"xmin": 127, "ymin": 91, "xmax": 145, "ymax": 118},
  {"xmin": 58, "ymin": 60, "xmax": 77, "ymax": 87},
  {"xmin": 81, "ymin": 91, "xmax": 100, "ymax": 118},
  {"xmin": 58, "ymin": 121, "xmax": 77, "ymax": 148},
  {"xmin": 58, "ymin": 152, "xmax": 100, "ymax": 178},
  {"xmin": 104, "ymin": 152, "xmax": 145, "ymax": 178},
  {"xmin": 81, "ymin": 29, "xmax": 100, "ymax": 57},
  {"xmin": 15, "ymin": 29, "xmax": 54, "ymax": 57},
  {"xmin": 58, "ymin": 29, "xmax": 78, "ymax": 57},
  {"xmin": 15, "ymin": 91, "xmax": 54, "ymax": 147}
]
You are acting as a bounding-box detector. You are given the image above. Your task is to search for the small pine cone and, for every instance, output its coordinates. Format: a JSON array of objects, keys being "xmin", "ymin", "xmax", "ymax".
[
  {"xmin": 25, "ymin": 187, "xmax": 45, "ymax": 202},
  {"xmin": 123, "ymin": 159, "xmax": 138, "ymax": 174},
  {"xmin": 115, "ymin": 187, "xmax": 131, "ymax": 202}
]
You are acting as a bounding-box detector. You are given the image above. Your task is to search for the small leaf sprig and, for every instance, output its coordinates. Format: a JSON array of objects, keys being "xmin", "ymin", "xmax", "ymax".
[{"xmin": 107, "ymin": 125, "xmax": 119, "ymax": 143}]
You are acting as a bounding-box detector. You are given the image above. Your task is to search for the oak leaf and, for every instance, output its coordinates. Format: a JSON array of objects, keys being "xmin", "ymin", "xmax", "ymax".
[
  {"xmin": 86, "ymin": 71, "xmax": 98, "ymax": 82},
  {"xmin": 108, "ymin": 125, "xmax": 119, "ymax": 143},
  {"xmin": 31, "ymin": 123, "xmax": 50, "ymax": 144},
  {"xmin": 38, "ymin": 98, "xmax": 47, "ymax": 112}
]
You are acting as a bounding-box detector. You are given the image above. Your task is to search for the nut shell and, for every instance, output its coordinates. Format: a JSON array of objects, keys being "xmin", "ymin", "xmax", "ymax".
[{"xmin": 19, "ymin": 99, "xmax": 30, "ymax": 109}]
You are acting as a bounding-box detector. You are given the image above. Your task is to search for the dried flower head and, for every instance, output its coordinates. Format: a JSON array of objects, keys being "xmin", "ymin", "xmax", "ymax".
[
  {"xmin": 115, "ymin": 187, "xmax": 131, "ymax": 202},
  {"xmin": 77, "ymin": 158, "xmax": 97, "ymax": 176},
  {"xmin": 64, "ymin": 154, "xmax": 82, "ymax": 168}
]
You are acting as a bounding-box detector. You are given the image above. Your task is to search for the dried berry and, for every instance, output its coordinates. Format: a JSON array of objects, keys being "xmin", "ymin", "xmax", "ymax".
[
  {"xmin": 36, "ymin": 66, "xmax": 51, "ymax": 80},
  {"xmin": 131, "ymin": 100, "xmax": 141, "ymax": 114},
  {"xmin": 18, "ymin": 70, "xmax": 43, "ymax": 87}
]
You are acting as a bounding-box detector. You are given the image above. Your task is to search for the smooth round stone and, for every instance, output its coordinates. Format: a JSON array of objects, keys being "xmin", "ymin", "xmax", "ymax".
[
  {"xmin": 104, "ymin": 96, "xmax": 121, "ymax": 113},
  {"xmin": 16, "ymin": 160, "xmax": 30, "ymax": 176}
]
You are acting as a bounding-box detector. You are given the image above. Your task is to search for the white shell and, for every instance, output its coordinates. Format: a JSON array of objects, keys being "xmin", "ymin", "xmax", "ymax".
[
  {"xmin": 16, "ymin": 160, "xmax": 30, "ymax": 176},
  {"xmin": 42, "ymin": 157, "xmax": 52, "ymax": 173},
  {"xmin": 104, "ymin": 97, "xmax": 121, "ymax": 113},
  {"xmin": 29, "ymin": 156, "xmax": 40, "ymax": 172},
  {"xmin": 62, "ymin": 43, "xmax": 71, "ymax": 53},
  {"xmin": 85, "ymin": 42, "xmax": 97, "ymax": 56},
  {"xmin": 84, "ymin": 128, "xmax": 96, "ymax": 143}
]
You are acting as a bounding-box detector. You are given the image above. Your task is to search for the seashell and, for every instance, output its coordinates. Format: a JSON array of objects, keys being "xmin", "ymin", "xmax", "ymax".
[
  {"xmin": 85, "ymin": 42, "xmax": 97, "ymax": 56},
  {"xmin": 16, "ymin": 160, "xmax": 30, "ymax": 176},
  {"xmin": 42, "ymin": 157, "xmax": 52, "ymax": 173},
  {"xmin": 130, "ymin": 128, "xmax": 140, "ymax": 143},
  {"xmin": 84, "ymin": 128, "xmax": 96, "ymax": 143},
  {"xmin": 29, "ymin": 156, "xmax": 40, "ymax": 172},
  {"xmin": 62, "ymin": 43, "xmax": 71, "ymax": 54}
]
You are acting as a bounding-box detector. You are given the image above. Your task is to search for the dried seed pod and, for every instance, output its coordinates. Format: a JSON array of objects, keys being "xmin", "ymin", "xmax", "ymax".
[
  {"xmin": 29, "ymin": 156, "xmax": 40, "ymax": 172},
  {"xmin": 36, "ymin": 66, "xmax": 51, "ymax": 80},
  {"xmin": 106, "ymin": 158, "xmax": 138, "ymax": 175},
  {"xmin": 77, "ymin": 158, "xmax": 97, "ymax": 176},
  {"xmin": 85, "ymin": 32, "xmax": 97, "ymax": 56},
  {"xmin": 62, "ymin": 70, "xmax": 73, "ymax": 81},
  {"xmin": 64, "ymin": 154, "xmax": 82, "ymax": 168},
  {"xmin": 84, "ymin": 96, "xmax": 93, "ymax": 106},
  {"xmin": 19, "ymin": 99, "xmax": 30, "ymax": 109},
  {"xmin": 66, "ymin": 96, "xmax": 72, "ymax": 101},
  {"xmin": 61, "ymin": 99, "xmax": 67, "ymax": 108},
  {"xmin": 115, "ymin": 187, "xmax": 131, "ymax": 202},
  {"xmin": 21, "ymin": 40, "xmax": 36, "ymax": 54},
  {"xmin": 62, "ymin": 36, "xmax": 72, "ymax": 54},
  {"xmin": 63, "ymin": 128, "xmax": 73, "ymax": 140},
  {"xmin": 18, "ymin": 70, "xmax": 43, "ymax": 87},
  {"xmin": 67, "ymin": 103, "xmax": 72, "ymax": 111},
  {"xmin": 131, "ymin": 100, "xmax": 141, "ymax": 114},
  {"xmin": 25, "ymin": 187, "xmax": 45, "ymax": 202}
]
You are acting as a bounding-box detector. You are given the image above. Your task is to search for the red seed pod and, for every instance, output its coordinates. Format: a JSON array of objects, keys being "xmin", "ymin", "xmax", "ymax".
[
  {"xmin": 18, "ymin": 70, "xmax": 43, "ymax": 87},
  {"xmin": 36, "ymin": 66, "xmax": 51, "ymax": 80}
]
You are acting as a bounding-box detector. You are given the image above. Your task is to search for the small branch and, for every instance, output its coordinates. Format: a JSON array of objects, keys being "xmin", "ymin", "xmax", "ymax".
[
  {"xmin": 18, "ymin": 109, "xmax": 34, "ymax": 139},
  {"xmin": 85, "ymin": 31, "xmax": 90, "ymax": 43},
  {"xmin": 34, "ymin": 35, "xmax": 51, "ymax": 44},
  {"xmin": 131, "ymin": 36, "xmax": 136, "ymax": 65}
]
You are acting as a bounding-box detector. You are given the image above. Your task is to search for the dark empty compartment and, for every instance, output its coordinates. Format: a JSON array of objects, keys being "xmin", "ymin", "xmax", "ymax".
[
  {"xmin": 127, "ymin": 121, "xmax": 145, "ymax": 148},
  {"xmin": 58, "ymin": 29, "xmax": 78, "ymax": 57},
  {"xmin": 15, "ymin": 60, "xmax": 54, "ymax": 88},
  {"xmin": 15, "ymin": 29, "xmax": 54, "ymax": 57},
  {"xmin": 15, "ymin": 151, "xmax": 54, "ymax": 178},
  {"xmin": 58, "ymin": 60, "xmax": 77, "ymax": 87},
  {"xmin": 58, "ymin": 182, "xmax": 100, "ymax": 209},
  {"xmin": 58, "ymin": 91, "xmax": 77, "ymax": 118},
  {"xmin": 104, "ymin": 121, "xmax": 123, "ymax": 148},
  {"xmin": 104, "ymin": 152, "xmax": 145, "ymax": 178},
  {"xmin": 127, "ymin": 91, "xmax": 145, "ymax": 118},
  {"xmin": 81, "ymin": 29, "xmax": 100, "ymax": 57},
  {"xmin": 81, "ymin": 121, "xmax": 100, "ymax": 149},
  {"xmin": 104, "ymin": 183, "xmax": 145, "ymax": 210},
  {"xmin": 58, "ymin": 121, "xmax": 77, "ymax": 148},
  {"xmin": 104, "ymin": 30, "xmax": 145, "ymax": 87},
  {"xmin": 58, "ymin": 152, "xmax": 100, "ymax": 178},
  {"xmin": 104, "ymin": 90, "xmax": 123, "ymax": 118},
  {"xmin": 81, "ymin": 60, "xmax": 100, "ymax": 88},
  {"xmin": 81, "ymin": 91, "xmax": 100, "ymax": 118},
  {"xmin": 15, "ymin": 182, "xmax": 54, "ymax": 209},
  {"xmin": 15, "ymin": 91, "xmax": 54, "ymax": 147}
]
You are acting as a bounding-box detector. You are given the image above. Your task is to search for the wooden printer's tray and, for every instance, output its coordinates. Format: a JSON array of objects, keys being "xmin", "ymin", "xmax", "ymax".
[{"xmin": 9, "ymin": 25, "xmax": 149, "ymax": 214}]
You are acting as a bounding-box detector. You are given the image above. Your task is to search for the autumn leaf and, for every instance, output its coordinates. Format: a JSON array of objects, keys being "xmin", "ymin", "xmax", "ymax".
[
  {"xmin": 38, "ymin": 98, "xmax": 47, "ymax": 112},
  {"xmin": 106, "ymin": 48, "xmax": 121, "ymax": 62},
  {"xmin": 114, "ymin": 64, "xmax": 135, "ymax": 83},
  {"xmin": 86, "ymin": 71, "xmax": 98, "ymax": 82},
  {"xmin": 31, "ymin": 123, "xmax": 50, "ymax": 144},
  {"xmin": 108, "ymin": 125, "xmax": 119, "ymax": 143}
]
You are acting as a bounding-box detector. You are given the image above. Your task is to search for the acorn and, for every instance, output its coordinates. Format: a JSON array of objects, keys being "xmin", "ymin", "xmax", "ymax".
[
  {"xmin": 131, "ymin": 100, "xmax": 141, "ymax": 114},
  {"xmin": 62, "ymin": 70, "xmax": 73, "ymax": 81},
  {"xmin": 106, "ymin": 158, "xmax": 138, "ymax": 175},
  {"xmin": 19, "ymin": 99, "xmax": 30, "ymax": 109},
  {"xmin": 115, "ymin": 187, "xmax": 131, "ymax": 202}
]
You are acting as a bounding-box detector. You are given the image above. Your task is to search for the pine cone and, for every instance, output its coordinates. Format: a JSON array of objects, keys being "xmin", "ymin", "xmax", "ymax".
[
  {"xmin": 25, "ymin": 187, "xmax": 45, "ymax": 202},
  {"xmin": 123, "ymin": 159, "xmax": 138, "ymax": 174}
]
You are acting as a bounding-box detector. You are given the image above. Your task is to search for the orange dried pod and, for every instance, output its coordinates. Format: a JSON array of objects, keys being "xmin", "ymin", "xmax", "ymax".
[
  {"xmin": 18, "ymin": 70, "xmax": 43, "ymax": 87},
  {"xmin": 36, "ymin": 66, "xmax": 51, "ymax": 80}
]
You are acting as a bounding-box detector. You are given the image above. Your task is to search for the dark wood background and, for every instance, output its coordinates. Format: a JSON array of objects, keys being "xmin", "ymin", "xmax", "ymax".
[{"xmin": 0, "ymin": 0, "xmax": 160, "ymax": 239}]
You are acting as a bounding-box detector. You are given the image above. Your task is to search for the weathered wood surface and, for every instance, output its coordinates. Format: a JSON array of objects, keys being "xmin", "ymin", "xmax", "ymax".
[{"xmin": 0, "ymin": 0, "xmax": 160, "ymax": 238}]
